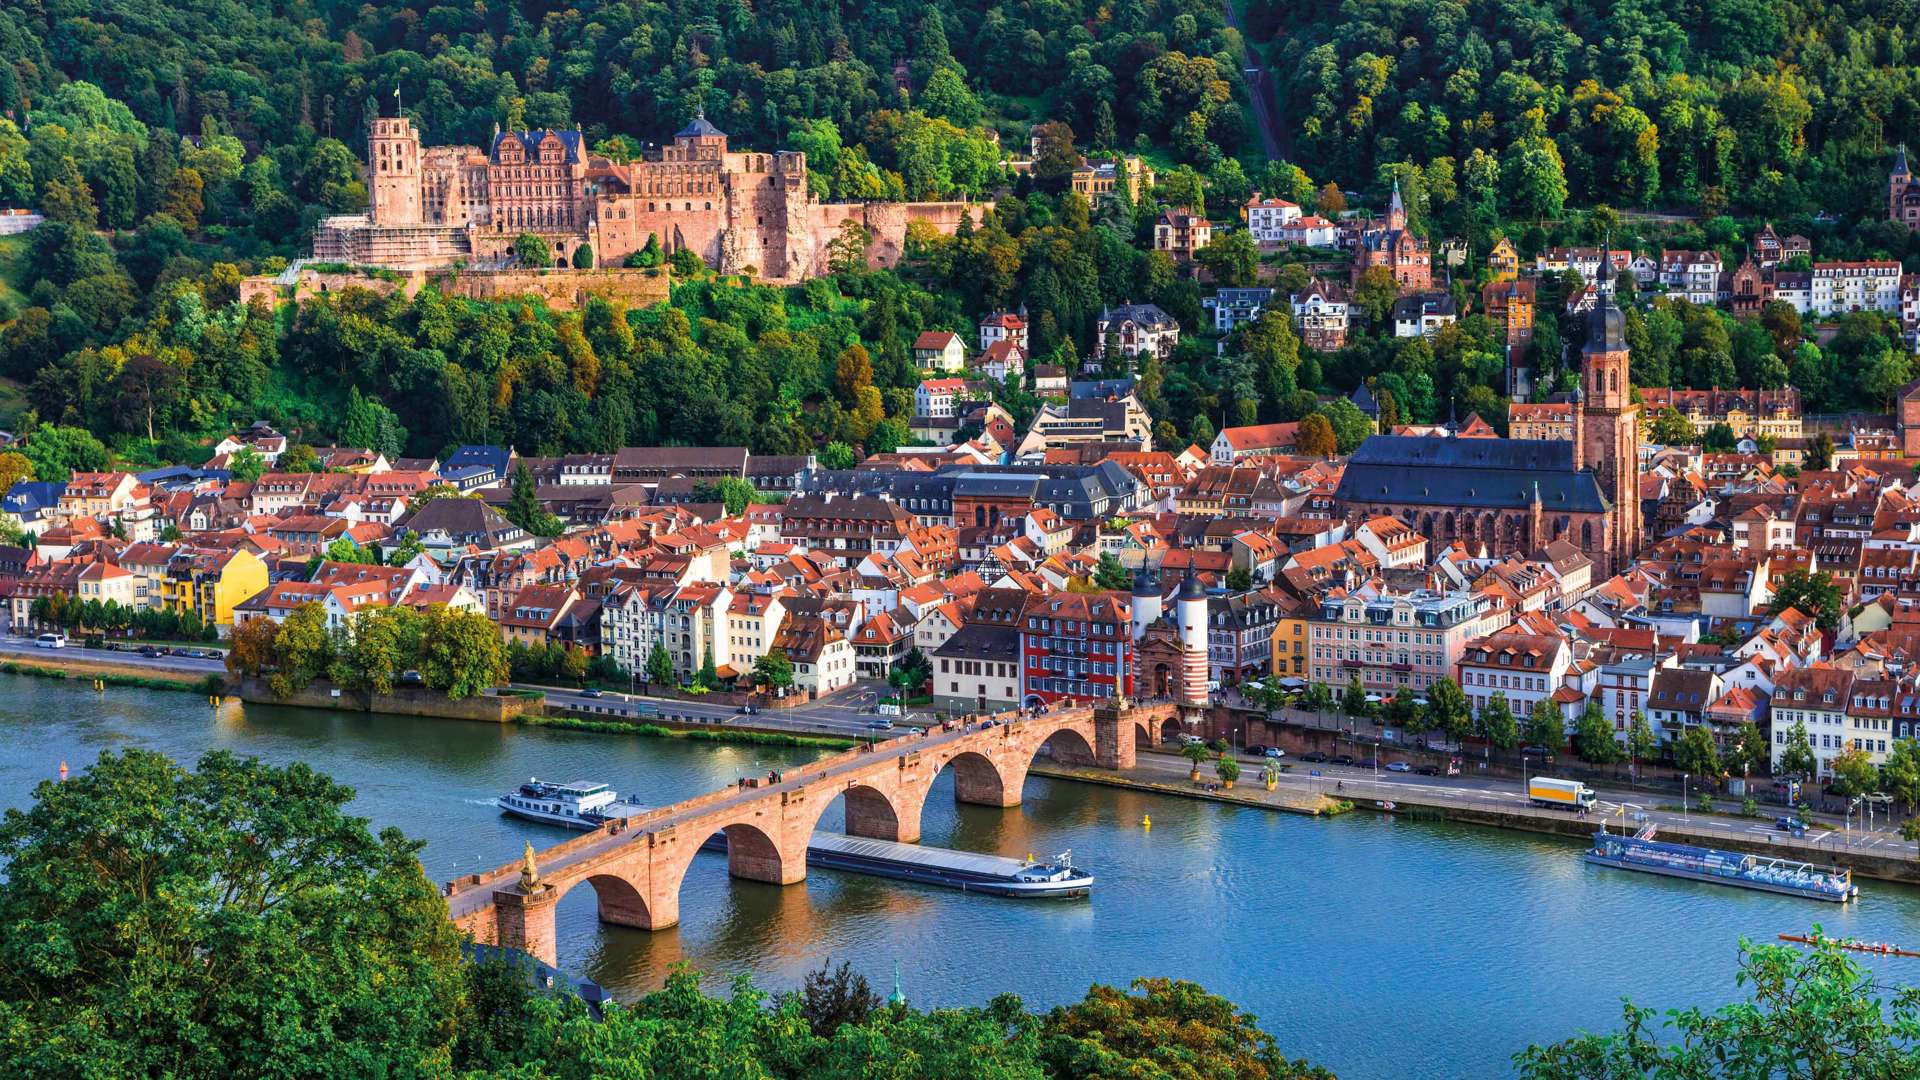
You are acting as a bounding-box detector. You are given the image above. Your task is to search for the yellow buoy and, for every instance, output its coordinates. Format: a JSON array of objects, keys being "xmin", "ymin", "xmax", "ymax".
[{"xmin": 1141, "ymin": 814, "xmax": 1152, "ymax": 829}]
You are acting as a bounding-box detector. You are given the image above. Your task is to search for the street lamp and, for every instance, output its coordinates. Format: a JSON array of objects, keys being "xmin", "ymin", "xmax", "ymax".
[
  {"xmin": 1683, "ymin": 773, "xmax": 1689, "ymax": 820},
  {"xmin": 1521, "ymin": 754, "xmax": 1530, "ymax": 797}
]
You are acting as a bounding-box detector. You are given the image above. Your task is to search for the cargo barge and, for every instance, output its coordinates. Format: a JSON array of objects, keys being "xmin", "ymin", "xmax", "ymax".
[
  {"xmin": 1585, "ymin": 825, "xmax": 1857, "ymax": 902},
  {"xmin": 701, "ymin": 831, "xmax": 1093, "ymax": 898}
]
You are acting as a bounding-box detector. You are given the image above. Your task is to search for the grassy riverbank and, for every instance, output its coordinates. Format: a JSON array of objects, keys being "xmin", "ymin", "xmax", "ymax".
[
  {"xmin": 0, "ymin": 656, "xmax": 222, "ymax": 695},
  {"xmin": 520, "ymin": 712, "xmax": 858, "ymax": 750}
]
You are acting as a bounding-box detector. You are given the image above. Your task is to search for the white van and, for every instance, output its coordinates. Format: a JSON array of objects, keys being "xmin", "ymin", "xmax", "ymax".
[{"xmin": 35, "ymin": 632, "xmax": 67, "ymax": 649}]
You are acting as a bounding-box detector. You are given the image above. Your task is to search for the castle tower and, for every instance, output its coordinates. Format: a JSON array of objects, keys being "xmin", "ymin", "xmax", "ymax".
[
  {"xmin": 1580, "ymin": 290, "xmax": 1640, "ymax": 574},
  {"xmin": 1130, "ymin": 565, "xmax": 1162, "ymax": 642},
  {"xmin": 1386, "ymin": 177, "xmax": 1406, "ymax": 232},
  {"xmin": 367, "ymin": 115, "xmax": 423, "ymax": 227},
  {"xmin": 1175, "ymin": 567, "xmax": 1209, "ymax": 706}
]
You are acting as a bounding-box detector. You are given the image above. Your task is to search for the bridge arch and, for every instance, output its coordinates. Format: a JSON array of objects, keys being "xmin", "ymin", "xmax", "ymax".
[
  {"xmin": 713, "ymin": 819, "xmax": 800, "ymax": 886},
  {"xmin": 559, "ymin": 871, "xmax": 653, "ymax": 930},
  {"xmin": 805, "ymin": 775, "xmax": 930, "ymax": 846},
  {"xmin": 1135, "ymin": 718, "xmax": 1158, "ymax": 749},
  {"xmin": 943, "ymin": 748, "xmax": 1018, "ymax": 806},
  {"xmin": 1037, "ymin": 726, "xmax": 1097, "ymax": 767}
]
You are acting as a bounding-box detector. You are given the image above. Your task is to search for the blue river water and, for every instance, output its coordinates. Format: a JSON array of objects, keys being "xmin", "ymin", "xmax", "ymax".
[{"xmin": 3, "ymin": 675, "xmax": 1917, "ymax": 1078}]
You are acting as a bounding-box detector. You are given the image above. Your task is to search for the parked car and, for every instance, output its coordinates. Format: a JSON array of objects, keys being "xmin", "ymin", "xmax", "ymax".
[
  {"xmin": 398, "ymin": 669, "xmax": 424, "ymax": 686},
  {"xmin": 1414, "ymin": 764, "xmax": 1440, "ymax": 776},
  {"xmin": 1385, "ymin": 761, "xmax": 1412, "ymax": 773},
  {"xmin": 1263, "ymin": 747, "xmax": 1286, "ymax": 760},
  {"xmin": 1519, "ymin": 745, "xmax": 1551, "ymax": 757},
  {"xmin": 1299, "ymin": 751, "xmax": 1328, "ymax": 763},
  {"xmin": 35, "ymin": 633, "xmax": 66, "ymax": 650},
  {"xmin": 1330, "ymin": 754, "xmax": 1355, "ymax": 766},
  {"xmin": 1246, "ymin": 744, "xmax": 1268, "ymax": 756},
  {"xmin": 137, "ymin": 645, "xmax": 159, "ymax": 657}
]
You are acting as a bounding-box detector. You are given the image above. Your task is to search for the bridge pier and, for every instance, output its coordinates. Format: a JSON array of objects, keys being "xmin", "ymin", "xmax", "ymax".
[
  {"xmin": 844, "ymin": 783, "xmax": 925, "ymax": 844},
  {"xmin": 954, "ymin": 754, "xmax": 1025, "ymax": 807},
  {"xmin": 723, "ymin": 822, "xmax": 808, "ymax": 886},
  {"xmin": 493, "ymin": 886, "xmax": 561, "ymax": 968},
  {"xmin": 1093, "ymin": 703, "xmax": 1138, "ymax": 770}
]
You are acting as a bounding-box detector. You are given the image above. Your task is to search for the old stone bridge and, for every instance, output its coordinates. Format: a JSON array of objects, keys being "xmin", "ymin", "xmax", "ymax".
[{"xmin": 448, "ymin": 699, "xmax": 1182, "ymax": 964}]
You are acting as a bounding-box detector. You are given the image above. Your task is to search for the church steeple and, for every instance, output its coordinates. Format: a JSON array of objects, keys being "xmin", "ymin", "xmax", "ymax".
[
  {"xmin": 1386, "ymin": 177, "xmax": 1406, "ymax": 231},
  {"xmin": 1894, "ymin": 144, "xmax": 1914, "ymax": 227},
  {"xmin": 1579, "ymin": 287, "xmax": 1640, "ymax": 575}
]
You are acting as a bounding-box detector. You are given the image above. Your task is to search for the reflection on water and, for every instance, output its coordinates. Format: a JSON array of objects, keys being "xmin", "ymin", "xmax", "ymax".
[{"xmin": 6, "ymin": 675, "xmax": 1920, "ymax": 1080}]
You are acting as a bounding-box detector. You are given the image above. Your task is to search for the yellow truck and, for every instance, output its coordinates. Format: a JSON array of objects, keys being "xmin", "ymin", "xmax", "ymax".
[{"xmin": 1528, "ymin": 776, "xmax": 1596, "ymax": 810}]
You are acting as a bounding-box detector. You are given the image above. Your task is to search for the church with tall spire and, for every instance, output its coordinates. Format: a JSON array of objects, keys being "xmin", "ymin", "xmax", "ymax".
[
  {"xmin": 1350, "ymin": 178, "xmax": 1432, "ymax": 291},
  {"xmin": 1334, "ymin": 288, "xmax": 1644, "ymax": 576},
  {"xmin": 1893, "ymin": 145, "xmax": 1920, "ymax": 231}
]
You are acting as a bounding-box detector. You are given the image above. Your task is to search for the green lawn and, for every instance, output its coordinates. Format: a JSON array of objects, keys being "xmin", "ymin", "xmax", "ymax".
[
  {"xmin": 0, "ymin": 233, "xmax": 29, "ymax": 313},
  {"xmin": 0, "ymin": 375, "xmax": 28, "ymax": 429}
]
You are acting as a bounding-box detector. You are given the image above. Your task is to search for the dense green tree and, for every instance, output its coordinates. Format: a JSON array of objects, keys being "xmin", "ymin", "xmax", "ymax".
[
  {"xmin": 21, "ymin": 423, "xmax": 109, "ymax": 481},
  {"xmin": 1574, "ymin": 702, "xmax": 1623, "ymax": 764},
  {"xmin": 1093, "ymin": 553, "xmax": 1131, "ymax": 591},
  {"xmin": 1829, "ymin": 746, "xmax": 1880, "ymax": 798},
  {"xmin": 1427, "ymin": 677, "xmax": 1472, "ymax": 742},
  {"xmin": 1526, "ymin": 698, "xmax": 1565, "ymax": 752},
  {"xmin": 1672, "ymin": 725, "xmax": 1722, "ymax": 782},
  {"xmin": 1043, "ymin": 978, "xmax": 1333, "ymax": 1079},
  {"xmin": 0, "ymin": 749, "xmax": 464, "ymax": 1078},
  {"xmin": 647, "ymin": 642, "xmax": 677, "ymax": 688},
  {"xmin": 1516, "ymin": 935, "xmax": 1920, "ymax": 1078},
  {"xmin": 1477, "ymin": 692, "xmax": 1519, "ymax": 750},
  {"xmin": 1195, "ymin": 229, "xmax": 1258, "ymax": 287},
  {"xmin": 512, "ymin": 233, "xmax": 553, "ymax": 268},
  {"xmin": 1778, "ymin": 718, "xmax": 1818, "ymax": 779},
  {"xmin": 417, "ymin": 605, "xmax": 508, "ymax": 700},
  {"xmin": 1626, "ymin": 711, "xmax": 1660, "ymax": 769},
  {"xmin": 268, "ymin": 601, "xmax": 333, "ymax": 697},
  {"xmin": 1768, "ymin": 568, "xmax": 1844, "ymax": 632},
  {"xmin": 503, "ymin": 462, "xmax": 562, "ymax": 538}
]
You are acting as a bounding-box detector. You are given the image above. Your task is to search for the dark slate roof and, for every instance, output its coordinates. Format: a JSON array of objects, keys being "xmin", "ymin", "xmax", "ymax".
[
  {"xmin": 490, "ymin": 129, "xmax": 585, "ymax": 165},
  {"xmin": 1336, "ymin": 435, "xmax": 1609, "ymax": 513},
  {"xmin": 398, "ymin": 497, "xmax": 523, "ymax": 542},
  {"xmin": 3, "ymin": 481, "xmax": 65, "ymax": 515},
  {"xmin": 1587, "ymin": 291, "xmax": 1626, "ymax": 352},
  {"xmin": 1071, "ymin": 378, "xmax": 1135, "ymax": 400},
  {"xmin": 950, "ymin": 472, "xmax": 1045, "ymax": 499},
  {"xmin": 798, "ymin": 461, "xmax": 1138, "ymax": 520},
  {"xmin": 445, "ymin": 444, "xmax": 512, "ymax": 475},
  {"xmin": 935, "ymin": 619, "xmax": 1020, "ymax": 663},
  {"xmin": 677, "ymin": 111, "xmax": 726, "ymax": 139}
]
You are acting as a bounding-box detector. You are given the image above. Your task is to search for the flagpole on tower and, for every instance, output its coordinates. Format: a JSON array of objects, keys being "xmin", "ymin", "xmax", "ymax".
[{"xmin": 395, "ymin": 83, "xmax": 403, "ymax": 119}]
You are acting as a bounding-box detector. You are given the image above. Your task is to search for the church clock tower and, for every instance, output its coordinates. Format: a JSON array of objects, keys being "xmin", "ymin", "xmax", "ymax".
[{"xmin": 1580, "ymin": 291, "xmax": 1640, "ymax": 574}]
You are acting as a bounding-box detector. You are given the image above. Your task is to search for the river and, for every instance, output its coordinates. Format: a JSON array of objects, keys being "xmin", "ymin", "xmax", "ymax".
[{"xmin": 5, "ymin": 676, "xmax": 1917, "ymax": 1078}]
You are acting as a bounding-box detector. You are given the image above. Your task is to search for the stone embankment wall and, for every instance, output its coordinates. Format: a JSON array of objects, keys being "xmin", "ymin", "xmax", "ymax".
[
  {"xmin": 239, "ymin": 266, "xmax": 671, "ymax": 311},
  {"xmin": 229, "ymin": 677, "xmax": 542, "ymax": 722}
]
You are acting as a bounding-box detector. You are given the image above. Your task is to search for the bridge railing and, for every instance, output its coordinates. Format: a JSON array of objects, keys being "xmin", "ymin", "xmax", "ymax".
[{"xmin": 447, "ymin": 699, "xmax": 1164, "ymax": 901}]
